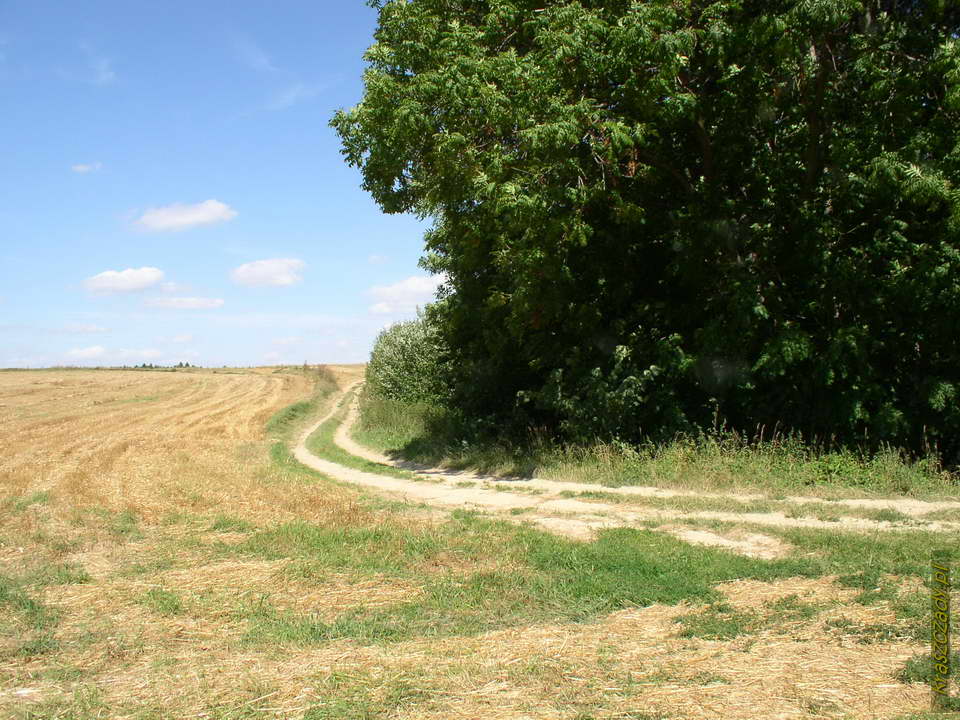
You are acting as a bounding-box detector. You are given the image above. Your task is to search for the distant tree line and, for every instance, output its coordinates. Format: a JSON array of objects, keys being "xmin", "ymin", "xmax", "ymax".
[
  {"xmin": 336, "ymin": 0, "xmax": 960, "ymax": 461},
  {"xmin": 130, "ymin": 362, "xmax": 196, "ymax": 370}
]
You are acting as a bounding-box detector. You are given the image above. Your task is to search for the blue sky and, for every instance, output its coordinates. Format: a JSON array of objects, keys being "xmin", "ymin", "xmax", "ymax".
[{"xmin": 0, "ymin": 1, "xmax": 437, "ymax": 367}]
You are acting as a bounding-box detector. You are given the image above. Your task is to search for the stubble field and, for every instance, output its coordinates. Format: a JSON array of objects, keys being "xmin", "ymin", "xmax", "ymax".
[{"xmin": 0, "ymin": 366, "xmax": 953, "ymax": 719}]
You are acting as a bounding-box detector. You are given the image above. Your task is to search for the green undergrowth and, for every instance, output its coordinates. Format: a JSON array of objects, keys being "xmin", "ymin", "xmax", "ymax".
[{"xmin": 355, "ymin": 391, "xmax": 960, "ymax": 499}]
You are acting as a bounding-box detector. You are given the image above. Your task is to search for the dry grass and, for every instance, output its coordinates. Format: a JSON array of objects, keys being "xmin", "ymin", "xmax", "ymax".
[{"xmin": 0, "ymin": 367, "xmax": 940, "ymax": 719}]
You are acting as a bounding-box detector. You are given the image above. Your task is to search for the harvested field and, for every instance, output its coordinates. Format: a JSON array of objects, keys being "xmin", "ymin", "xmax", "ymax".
[{"xmin": 0, "ymin": 366, "xmax": 952, "ymax": 719}]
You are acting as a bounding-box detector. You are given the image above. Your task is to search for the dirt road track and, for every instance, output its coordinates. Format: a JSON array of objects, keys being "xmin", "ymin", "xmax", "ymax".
[{"xmin": 294, "ymin": 385, "xmax": 960, "ymax": 558}]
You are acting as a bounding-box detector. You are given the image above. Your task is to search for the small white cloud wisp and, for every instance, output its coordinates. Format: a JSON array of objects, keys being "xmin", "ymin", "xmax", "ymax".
[
  {"xmin": 147, "ymin": 297, "xmax": 224, "ymax": 310},
  {"xmin": 84, "ymin": 267, "xmax": 164, "ymax": 294},
  {"xmin": 71, "ymin": 162, "xmax": 102, "ymax": 174},
  {"xmin": 267, "ymin": 83, "xmax": 322, "ymax": 111},
  {"xmin": 368, "ymin": 275, "xmax": 444, "ymax": 315},
  {"xmin": 62, "ymin": 323, "xmax": 108, "ymax": 334},
  {"xmin": 136, "ymin": 200, "xmax": 237, "ymax": 232},
  {"xmin": 231, "ymin": 258, "xmax": 305, "ymax": 287},
  {"xmin": 66, "ymin": 345, "xmax": 106, "ymax": 360}
]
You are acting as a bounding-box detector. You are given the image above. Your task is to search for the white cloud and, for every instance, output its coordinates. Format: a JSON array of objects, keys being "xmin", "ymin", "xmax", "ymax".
[
  {"xmin": 170, "ymin": 334, "xmax": 194, "ymax": 343},
  {"xmin": 118, "ymin": 348, "xmax": 162, "ymax": 360},
  {"xmin": 267, "ymin": 83, "xmax": 322, "ymax": 111},
  {"xmin": 84, "ymin": 267, "xmax": 164, "ymax": 294},
  {"xmin": 232, "ymin": 35, "xmax": 277, "ymax": 73},
  {"xmin": 136, "ymin": 199, "xmax": 237, "ymax": 232},
  {"xmin": 231, "ymin": 258, "xmax": 305, "ymax": 287},
  {"xmin": 367, "ymin": 254, "xmax": 389, "ymax": 265},
  {"xmin": 71, "ymin": 162, "xmax": 102, "ymax": 174},
  {"xmin": 147, "ymin": 297, "xmax": 224, "ymax": 310},
  {"xmin": 79, "ymin": 42, "xmax": 115, "ymax": 85},
  {"xmin": 91, "ymin": 57, "xmax": 114, "ymax": 84},
  {"xmin": 368, "ymin": 275, "xmax": 444, "ymax": 315},
  {"xmin": 66, "ymin": 345, "xmax": 106, "ymax": 360},
  {"xmin": 62, "ymin": 323, "xmax": 107, "ymax": 334}
]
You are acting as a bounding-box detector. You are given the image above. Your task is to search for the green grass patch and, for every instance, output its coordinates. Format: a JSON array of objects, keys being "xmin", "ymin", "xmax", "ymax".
[
  {"xmin": 265, "ymin": 399, "xmax": 315, "ymax": 437},
  {"xmin": 304, "ymin": 393, "xmax": 419, "ymax": 481},
  {"xmin": 234, "ymin": 520, "xmax": 444, "ymax": 575},
  {"xmin": 898, "ymin": 651, "xmax": 960, "ymax": 685},
  {"xmin": 139, "ymin": 588, "xmax": 184, "ymax": 616},
  {"xmin": 490, "ymin": 483, "xmax": 544, "ymax": 495},
  {"xmin": 109, "ymin": 509, "xmax": 143, "ymax": 540},
  {"xmin": 0, "ymin": 572, "xmax": 61, "ymax": 658},
  {"xmin": 676, "ymin": 594, "xmax": 821, "ymax": 640},
  {"xmin": 8, "ymin": 490, "xmax": 52, "ymax": 512},
  {"xmin": 675, "ymin": 601, "xmax": 757, "ymax": 640},
  {"xmin": 210, "ymin": 515, "xmax": 256, "ymax": 533},
  {"xmin": 764, "ymin": 594, "xmax": 822, "ymax": 623},
  {"xmin": 230, "ymin": 504, "xmax": 960, "ymax": 650},
  {"xmin": 234, "ymin": 512, "xmax": 814, "ymax": 648},
  {"xmin": 303, "ymin": 670, "xmax": 433, "ymax": 720},
  {"xmin": 752, "ymin": 524, "xmax": 960, "ymax": 580},
  {"xmin": 825, "ymin": 617, "xmax": 910, "ymax": 643},
  {"xmin": 29, "ymin": 562, "xmax": 91, "ymax": 586},
  {"xmin": 265, "ymin": 365, "xmax": 339, "ymax": 441}
]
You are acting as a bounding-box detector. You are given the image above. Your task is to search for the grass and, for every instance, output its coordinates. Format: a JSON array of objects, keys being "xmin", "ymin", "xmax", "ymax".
[
  {"xmin": 675, "ymin": 602, "xmax": 756, "ymax": 640},
  {"xmin": 139, "ymin": 588, "xmax": 185, "ymax": 616},
  {"xmin": 355, "ymin": 391, "xmax": 960, "ymax": 498},
  {"xmin": 210, "ymin": 515, "xmax": 257, "ymax": 533},
  {"xmin": 304, "ymin": 392, "xmax": 420, "ymax": 481},
  {"xmin": 7, "ymin": 490, "xmax": 52, "ymax": 512},
  {"xmin": 675, "ymin": 594, "xmax": 821, "ymax": 640},
  {"xmin": 228, "ymin": 511, "xmax": 857, "ymax": 649},
  {"xmin": 0, "ymin": 571, "xmax": 63, "ymax": 658},
  {"xmin": 109, "ymin": 509, "xmax": 143, "ymax": 540},
  {"xmin": 825, "ymin": 617, "xmax": 910, "ymax": 643},
  {"xmin": 1, "ymin": 365, "xmax": 952, "ymax": 718}
]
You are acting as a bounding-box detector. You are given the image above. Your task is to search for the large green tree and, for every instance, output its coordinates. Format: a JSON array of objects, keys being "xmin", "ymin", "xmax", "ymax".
[{"xmin": 334, "ymin": 0, "xmax": 960, "ymax": 458}]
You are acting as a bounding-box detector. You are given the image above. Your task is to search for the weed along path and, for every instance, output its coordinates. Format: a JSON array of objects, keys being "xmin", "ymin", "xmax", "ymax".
[{"xmin": 295, "ymin": 384, "xmax": 960, "ymax": 559}]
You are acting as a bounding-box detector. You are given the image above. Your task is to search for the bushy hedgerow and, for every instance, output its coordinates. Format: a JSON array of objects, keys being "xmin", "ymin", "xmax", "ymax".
[
  {"xmin": 338, "ymin": 0, "xmax": 960, "ymax": 463},
  {"xmin": 365, "ymin": 310, "xmax": 449, "ymax": 405}
]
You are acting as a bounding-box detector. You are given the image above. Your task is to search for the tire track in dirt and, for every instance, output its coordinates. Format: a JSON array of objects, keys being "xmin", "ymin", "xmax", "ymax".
[{"xmin": 294, "ymin": 385, "xmax": 960, "ymax": 558}]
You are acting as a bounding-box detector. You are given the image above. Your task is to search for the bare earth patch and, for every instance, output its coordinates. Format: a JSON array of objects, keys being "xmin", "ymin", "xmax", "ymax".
[{"xmin": 659, "ymin": 525, "xmax": 792, "ymax": 560}]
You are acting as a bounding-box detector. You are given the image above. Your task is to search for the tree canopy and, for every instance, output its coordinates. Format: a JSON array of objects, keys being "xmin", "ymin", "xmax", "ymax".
[{"xmin": 334, "ymin": 0, "xmax": 960, "ymax": 459}]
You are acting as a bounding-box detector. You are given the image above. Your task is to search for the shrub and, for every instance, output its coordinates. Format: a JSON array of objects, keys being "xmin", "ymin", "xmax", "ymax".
[{"xmin": 366, "ymin": 310, "xmax": 449, "ymax": 404}]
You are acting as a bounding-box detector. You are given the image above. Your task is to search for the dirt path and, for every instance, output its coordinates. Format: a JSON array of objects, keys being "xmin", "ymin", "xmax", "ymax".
[{"xmin": 294, "ymin": 384, "xmax": 960, "ymax": 558}]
